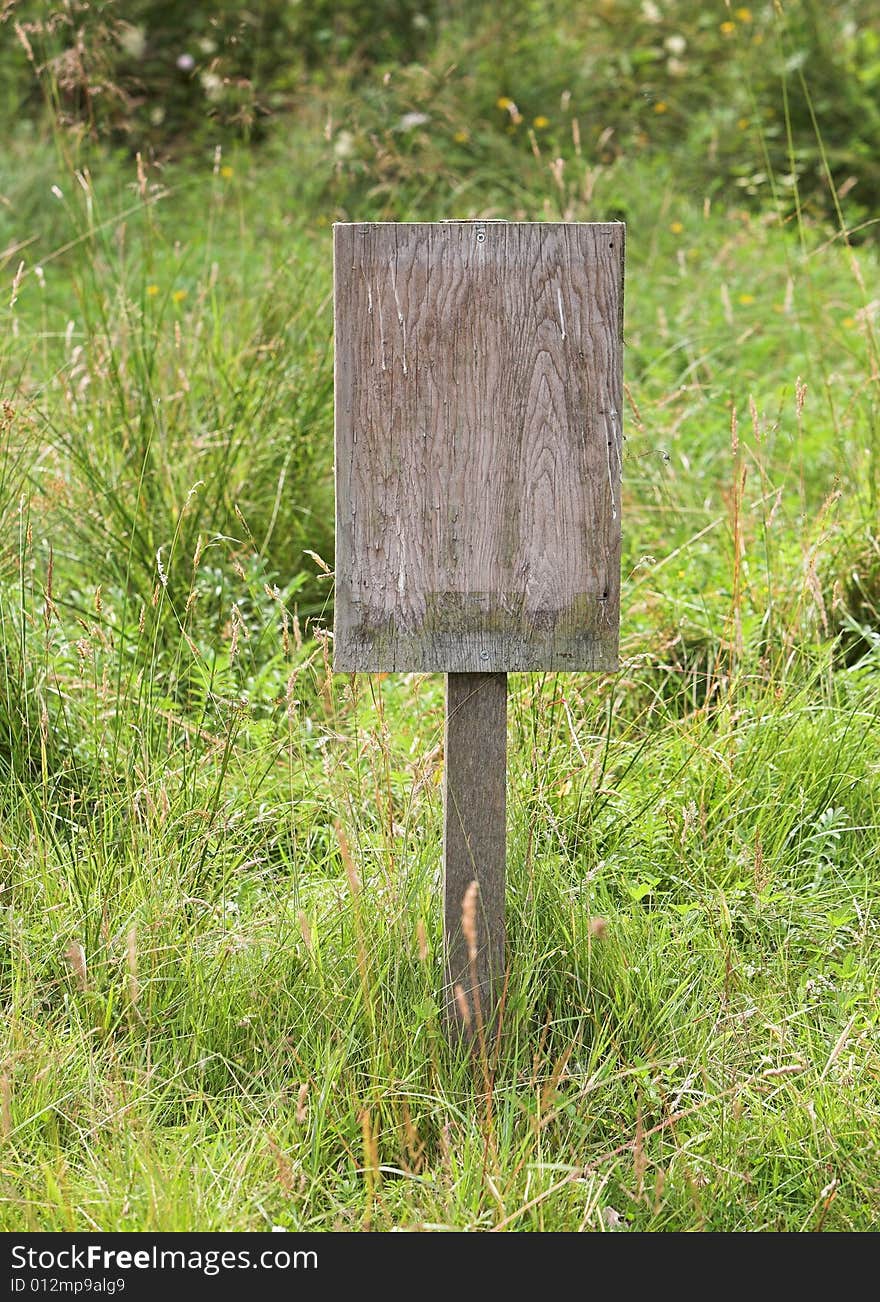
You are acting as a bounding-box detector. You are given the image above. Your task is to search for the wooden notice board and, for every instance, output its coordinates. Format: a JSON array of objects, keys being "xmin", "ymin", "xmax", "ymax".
[{"xmin": 333, "ymin": 221, "xmax": 624, "ymax": 673}]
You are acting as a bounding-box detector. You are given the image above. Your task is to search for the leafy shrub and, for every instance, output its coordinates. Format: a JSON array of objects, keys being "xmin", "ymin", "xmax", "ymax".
[{"xmin": 3, "ymin": 0, "xmax": 437, "ymax": 144}]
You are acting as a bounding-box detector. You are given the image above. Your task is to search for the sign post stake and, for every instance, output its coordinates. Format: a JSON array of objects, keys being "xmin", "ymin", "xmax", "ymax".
[{"xmin": 443, "ymin": 671, "xmax": 507, "ymax": 1040}]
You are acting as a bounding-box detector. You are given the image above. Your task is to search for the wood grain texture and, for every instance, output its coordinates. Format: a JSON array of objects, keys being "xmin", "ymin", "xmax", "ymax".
[
  {"xmin": 334, "ymin": 221, "xmax": 624, "ymax": 673},
  {"xmin": 443, "ymin": 672, "xmax": 507, "ymax": 1035}
]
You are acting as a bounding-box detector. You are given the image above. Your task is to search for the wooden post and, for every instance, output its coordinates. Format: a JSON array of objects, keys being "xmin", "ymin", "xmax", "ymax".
[
  {"xmin": 443, "ymin": 672, "xmax": 507, "ymax": 1039},
  {"xmin": 332, "ymin": 220, "xmax": 624, "ymax": 1042}
]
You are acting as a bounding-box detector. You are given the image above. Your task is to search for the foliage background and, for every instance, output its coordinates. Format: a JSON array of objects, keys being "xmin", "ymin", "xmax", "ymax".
[{"xmin": 0, "ymin": 0, "xmax": 878, "ymax": 1232}]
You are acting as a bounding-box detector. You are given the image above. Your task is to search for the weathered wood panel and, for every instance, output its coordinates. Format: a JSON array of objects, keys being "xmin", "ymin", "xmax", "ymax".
[
  {"xmin": 333, "ymin": 221, "xmax": 624, "ymax": 673},
  {"xmin": 443, "ymin": 672, "xmax": 507, "ymax": 1036}
]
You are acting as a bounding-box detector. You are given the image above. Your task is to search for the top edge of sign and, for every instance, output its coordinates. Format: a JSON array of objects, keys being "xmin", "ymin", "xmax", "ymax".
[{"xmin": 332, "ymin": 219, "xmax": 625, "ymax": 228}]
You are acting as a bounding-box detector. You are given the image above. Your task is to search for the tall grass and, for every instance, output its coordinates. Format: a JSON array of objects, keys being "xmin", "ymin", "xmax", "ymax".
[{"xmin": 0, "ymin": 3, "xmax": 879, "ymax": 1231}]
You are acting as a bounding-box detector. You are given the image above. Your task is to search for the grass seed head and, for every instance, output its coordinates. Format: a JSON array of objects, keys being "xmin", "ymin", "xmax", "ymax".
[
  {"xmin": 126, "ymin": 927, "xmax": 139, "ymax": 1006},
  {"xmin": 462, "ymin": 880, "xmax": 479, "ymax": 963},
  {"xmin": 63, "ymin": 941, "xmax": 88, "ymax": 991},
  {"xmin": 298, "ymin": 910, "xmax": 313, "ymax": 954},
  {"xmin": 296, "ymin": 1082, "xmax": 309, "ymax": 1124},
  {"xmin": 453, "ymin": 982, "xmax": 472, "ymax": 1030}
]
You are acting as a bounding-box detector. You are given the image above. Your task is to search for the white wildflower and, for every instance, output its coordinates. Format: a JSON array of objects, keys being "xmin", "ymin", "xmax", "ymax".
[
  {"xmin": 119, "ymin": 24, "xmax": 147, "ymax": 60},
  {"xmin": 200, "ymin": 71, "xmax": 223, "ymax": 102},
  {"xmin": 397, "ymin": 112, "xmax": 429, "ymax": 131},
  {"xmin": 334, "ymin": 130, "xmax": 355, "ymax": 159}
]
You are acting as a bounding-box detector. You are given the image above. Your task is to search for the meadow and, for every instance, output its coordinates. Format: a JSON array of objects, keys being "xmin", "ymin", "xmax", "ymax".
[{"xmin": 0, "ymin": 1, "xmax": 879, "ymax": 1230}]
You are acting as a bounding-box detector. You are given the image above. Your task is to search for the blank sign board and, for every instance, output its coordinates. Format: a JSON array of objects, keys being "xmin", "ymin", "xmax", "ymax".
[{"xmin": 333, "ymin": 221, "xmax": 624, "ymax": 673}]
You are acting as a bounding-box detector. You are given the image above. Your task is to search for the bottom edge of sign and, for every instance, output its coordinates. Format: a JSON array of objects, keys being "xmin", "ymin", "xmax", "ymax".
[{"xmin": 333, "ymin": 647, "xmax": 620, "ymax": 675}]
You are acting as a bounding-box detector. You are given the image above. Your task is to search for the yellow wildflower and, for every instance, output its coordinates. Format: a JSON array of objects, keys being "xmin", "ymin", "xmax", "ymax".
[
  {"xmin": 172, "ymin": 289, "xmax": 188, "ymax": 304},
  {"xmin": 496, "ymin": 96, "xmax": 521, "ymax": 123},
  {"xmin": 220, "ymin": 165, "xmax": 234, "ymax": 179},
  {"xmin": 720, "ymin": 20, "xmax": 736, "ymax": 35},
  {"xmin": 669, "ymin": 221, "xmax": 684, "ymax": 234},
  {"xmin": 653, "ymin": 101, "xmax": 668, "ymax": 114},
  {"xmin": 737, "ymin": 117, "xmax": 750, "ymax": 130},
  {"xmin": 738, "ymin": 293, "xmax": 755, "ymax": 305},
  {"xmin": 735, "ymin": 7, "xmax": 752, "ymax": 20},
  {"xmin": 454, "ymin": 129, "xmax": 469, "ymax": 143},
  {"xmin": 146, "ymin": 284, "xmax": 159, "ymax": 297},
  {"xmin": 533, "ymin": 116, "xmax": 549, "ymax": 129}
]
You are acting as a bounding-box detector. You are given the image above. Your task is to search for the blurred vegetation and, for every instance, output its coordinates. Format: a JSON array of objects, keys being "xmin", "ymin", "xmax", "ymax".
[
  {"xmin": 3, "ymin": 1, "xmax": 880, "ymax": 225},
  {"xmin": 1, "ymin": 0, "xmax": 880, "ymax": 1235}
]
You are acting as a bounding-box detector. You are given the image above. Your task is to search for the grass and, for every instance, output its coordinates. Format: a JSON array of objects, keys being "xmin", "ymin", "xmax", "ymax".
[{"xmin": 1, "ymin": 9, "xmax": 880, "ymax": 1232}]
